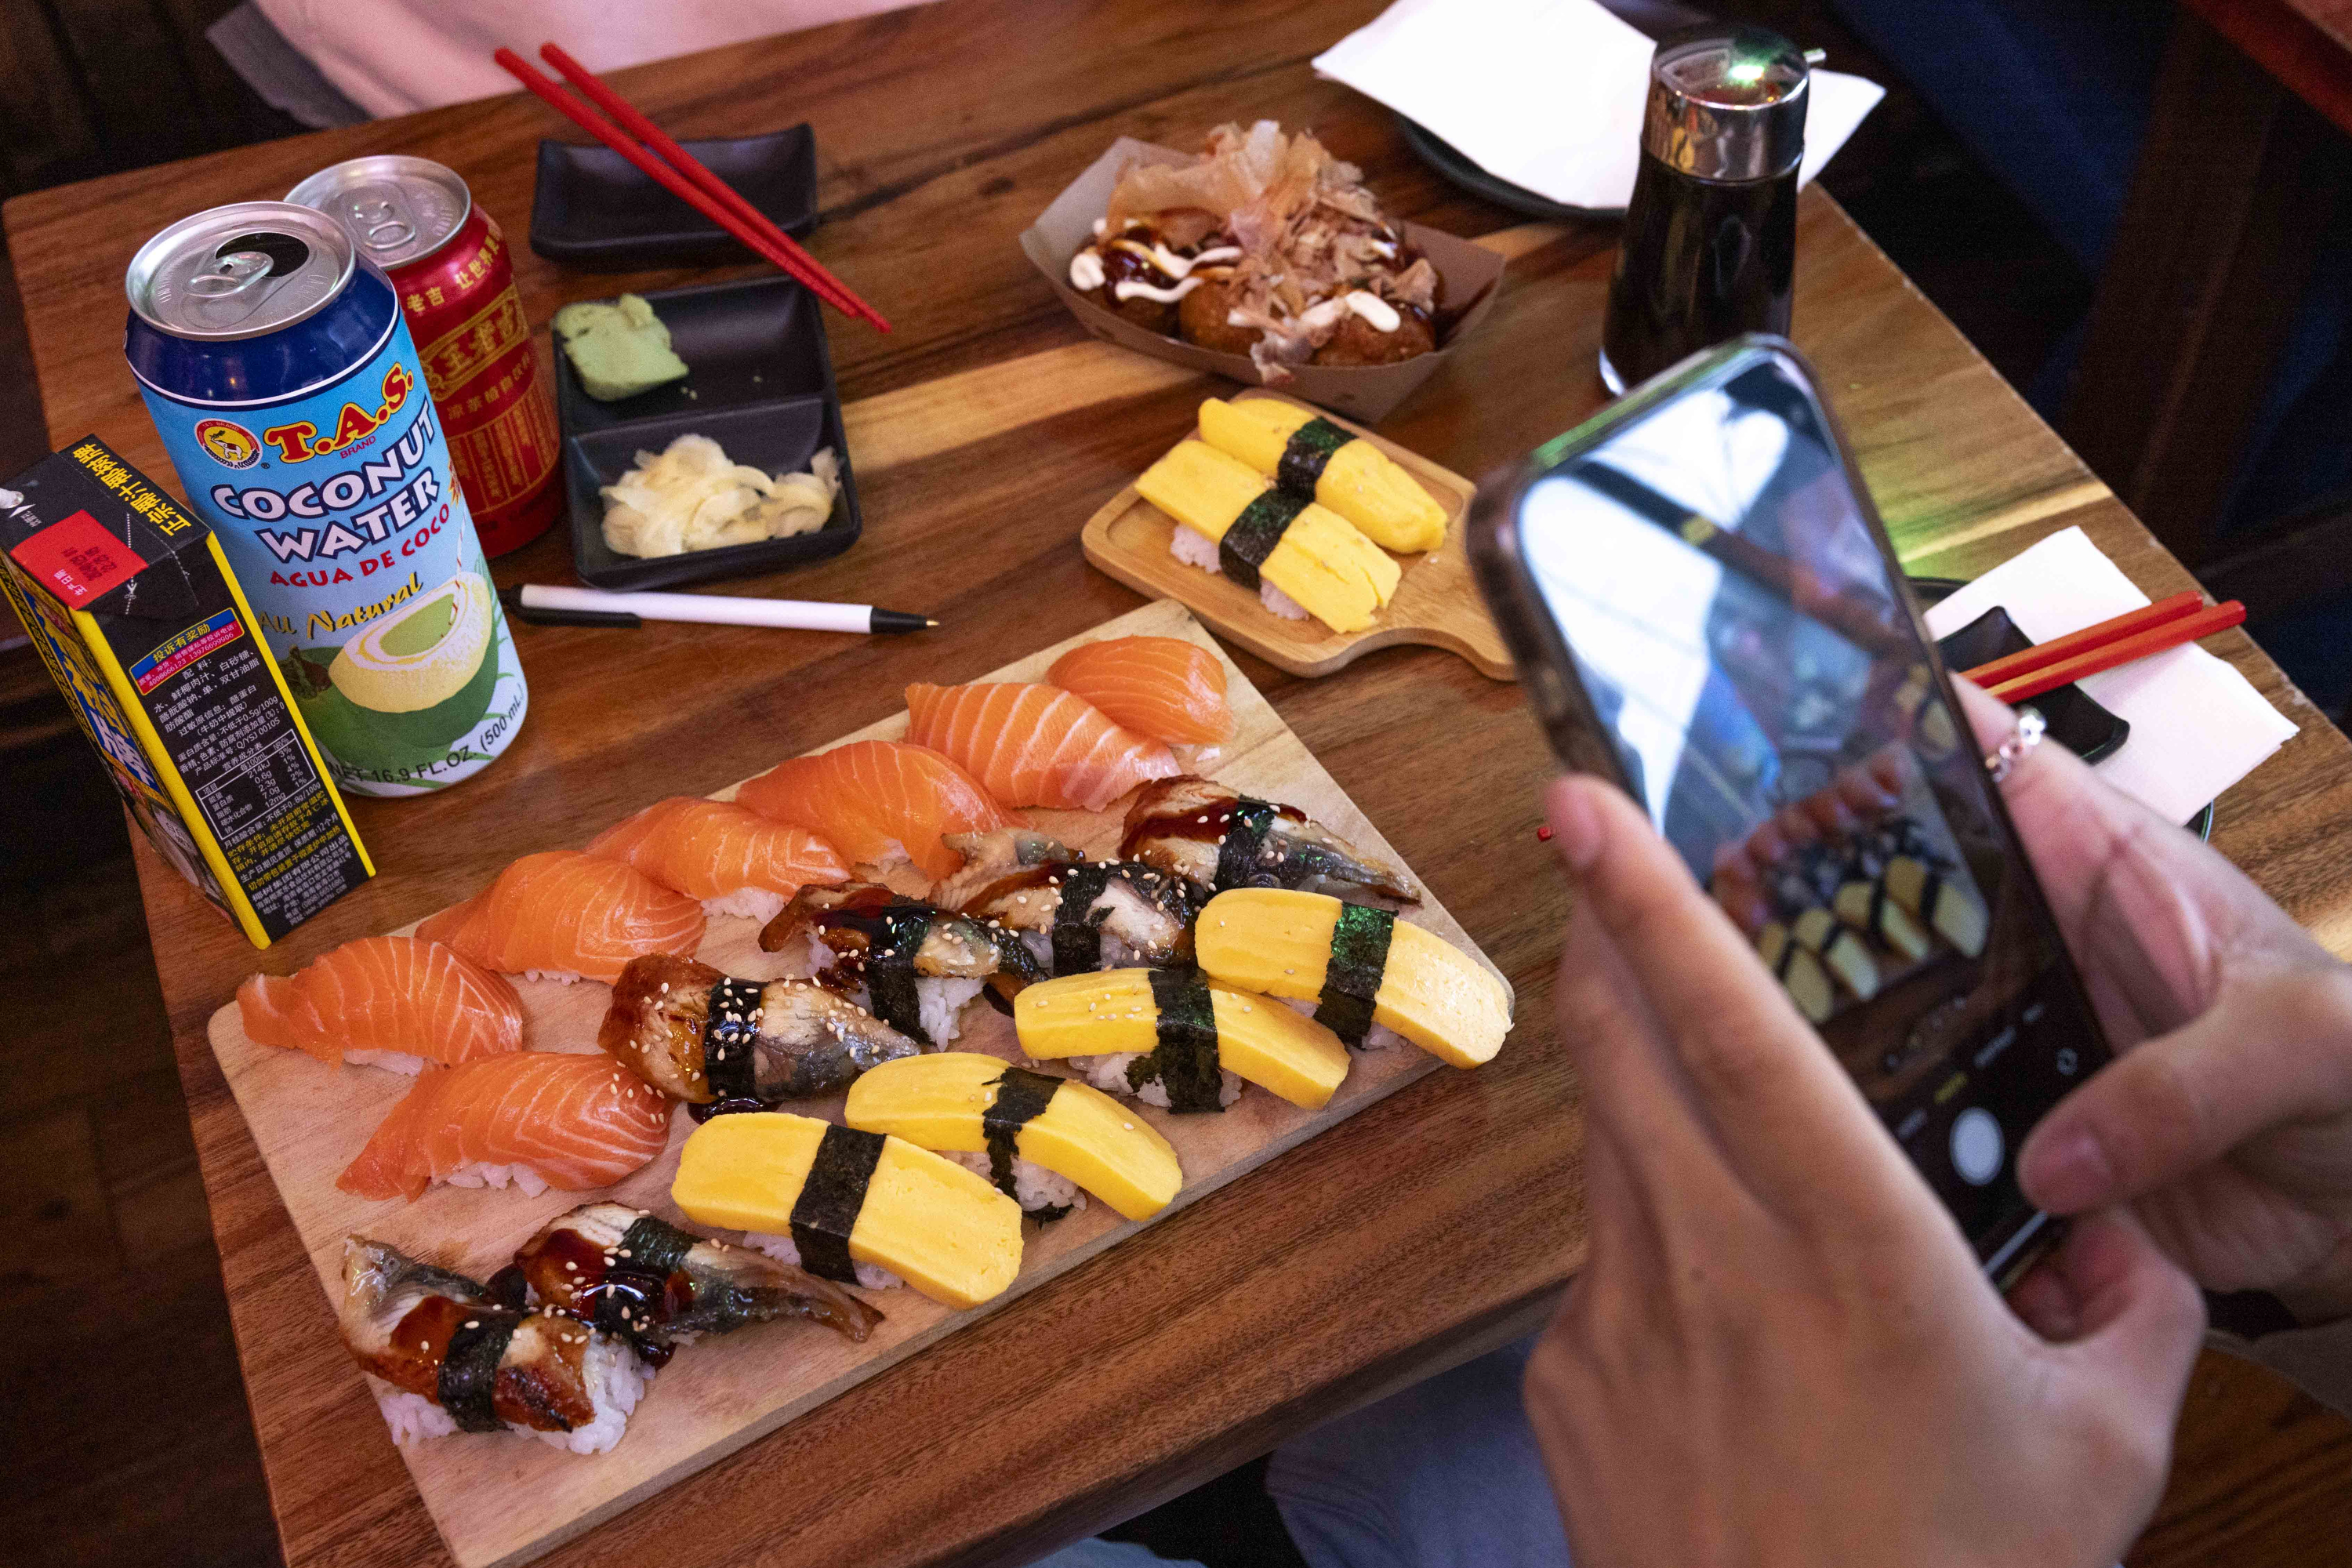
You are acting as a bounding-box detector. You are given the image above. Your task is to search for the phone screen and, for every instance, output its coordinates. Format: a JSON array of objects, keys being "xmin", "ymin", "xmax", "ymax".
[{"xmin": 1490, "ymin": 343, "xmax": 2105, "ymax": 1274}]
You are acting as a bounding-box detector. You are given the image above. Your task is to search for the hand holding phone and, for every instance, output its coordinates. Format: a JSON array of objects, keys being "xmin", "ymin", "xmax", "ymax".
[
  {"xmin": 1527, "ymin": 768, "xmax": 2204, "ymax": 1568},
  {"xmin": 1472, "ymin": 336, "xmax": 2109, "ymax": 1273}
]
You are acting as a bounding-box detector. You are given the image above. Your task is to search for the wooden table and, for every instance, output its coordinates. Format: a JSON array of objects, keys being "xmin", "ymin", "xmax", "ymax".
[{"xmin": 9, "ymin": 2, "xmax": 2352, "ymax": 1563}]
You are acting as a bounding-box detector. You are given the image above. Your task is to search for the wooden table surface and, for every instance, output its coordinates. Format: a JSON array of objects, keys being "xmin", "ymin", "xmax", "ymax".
[{"xmin": 11, "ymin": 2, "xmax": 2352, "ymax": 1564}]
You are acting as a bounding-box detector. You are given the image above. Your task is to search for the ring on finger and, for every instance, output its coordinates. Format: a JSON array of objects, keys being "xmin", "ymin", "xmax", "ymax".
[{"xmin": 1983, "ymin": 706, "xmax": 2046, "ymax": 785}]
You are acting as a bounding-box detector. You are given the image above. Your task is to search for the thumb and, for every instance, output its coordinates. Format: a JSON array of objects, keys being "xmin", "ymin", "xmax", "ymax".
[
  {"xmin": 2037, "ymin": 1209, "xmax": 2205, "ymax": 1432},
  {"xmin": 2019, "ymin": 967, "xmax": 2352, "ymax": 1213}
]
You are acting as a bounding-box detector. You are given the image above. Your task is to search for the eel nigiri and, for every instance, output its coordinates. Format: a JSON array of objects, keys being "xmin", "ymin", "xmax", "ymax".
[
  {"xmin": 514, "ymin": 1201, "xmax": 882, "ymax": 1349},
  {"xmin": 1045, "ymin": 636, "xmax": 1234, "ymax": 747},
  {"xmin": 238, "ymin": 935, "xmax": 521, "ymax": 1073},
  {"xmin": 586, "ymin": 796, "xmax": 848, "ymax": 924},
  {"xmin": 337, "ymin": 1052, "xmax": 673, "ymax": 1203},
  {"xmin": 599, "ymin": 953, "xmax": 927, "ymax": 1105},
  {"xmin": 733, "ymin": 739, "xmax": 1014, "ymax": 883},
  {"xmin": 932, "ymin": 827, "xmax": 1199, "ymax": 973},
  {"xmin": 417, "ymin": 850, "xmax": 706, "ymax": 984},
  {"xmin": 1120, "ymin": 776, "xmax": 1420, "ymax": 903},
  {"xmin": 341, "ymin": 1236, "xmax": 652, "ymax": 1454},
  {"xmin": 904, "ymin": 681, "xmax": 1179, "ymax": 812},
  {"xmin": 757, "ymin": 882, "xmax": 1046, "ymax": 1044}
]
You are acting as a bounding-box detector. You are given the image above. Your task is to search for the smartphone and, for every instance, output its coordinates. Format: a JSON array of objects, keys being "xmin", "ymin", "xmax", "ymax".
[{"xmin": 1468, "ymin": 334, "xmax": 2107, "ymax": 1282}]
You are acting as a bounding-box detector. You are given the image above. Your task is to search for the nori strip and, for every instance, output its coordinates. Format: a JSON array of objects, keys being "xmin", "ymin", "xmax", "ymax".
[
  {"xmin": 982, "ymin": 1067, "xmax": 1065, "ymax": 1202},
  {"xmin": 702, "ymin": 976, "xmax": 765, "ymax": 1102},
  {"xmin": 1276, "ymin": 417, "xmax": 1352, "ymax": 496},
  {"xmin": 1050, "ymin": 862, "xmax": 1117, "ymax": 975},
  {"xmin": 616, "ymin": 1214, "xmax": 696, "ymax": 1278},
  {"xmin": 1215, "ymin": 798, "xmax": 1279, "ymax": 891},
  {"xmin": 789, "ymin": 1124, "xmax": 886, "ymax": 1284},
  {"xmin": 866, "ymin": 907, "xmax": 937, "ymax": 1043},
  {"xmin": 437, "ymin": 1309, "xmax": 522, "ymax": 1432},
  {"xmin": 1139, "ymin": 967, "xmax": 1225, "ymax": 1112},
  {"xmin": 1218, "ymin": 491, "xmax": 1307, "ymax": 590},
  {"xmin": 1313, "ymin": 903, "xmax": 1395, "ymax": 1047}
]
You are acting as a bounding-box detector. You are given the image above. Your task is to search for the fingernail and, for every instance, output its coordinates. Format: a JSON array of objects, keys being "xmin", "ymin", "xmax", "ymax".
[
  {"xmin": 1547, "ymin": 780, "xmax": 1603, "ymax": 873},
  {"xmin": 2022, "ymin": 1128, "xmax": 2113, "ymax": 1212}
]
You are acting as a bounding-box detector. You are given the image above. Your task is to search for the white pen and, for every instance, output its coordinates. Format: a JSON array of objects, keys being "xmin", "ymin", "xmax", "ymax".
[{"xmin": 502, "ymin": 584, "xmax": 936, "ymax": 635}]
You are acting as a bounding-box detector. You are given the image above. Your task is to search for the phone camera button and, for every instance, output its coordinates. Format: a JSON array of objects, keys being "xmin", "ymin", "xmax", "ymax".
[{"xmin": 1951, "ymin": 1108, "xmax": 2005, "ymax": 1187}]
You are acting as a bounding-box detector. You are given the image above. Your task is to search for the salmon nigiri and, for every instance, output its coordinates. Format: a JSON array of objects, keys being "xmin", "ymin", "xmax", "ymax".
[
  {"xmin": 904, "ymin": 682, "xmax": 1179, "ymax": 813},
  {"xmin": 733, "ymin": 739, "xmax": 1014, "ymax": 882},
  {"xmin": 586, "ymin": 796, "xmax": 848, "ymax": 925},
  {"xmin": 1047, "ymin": 636, "xmax": 1235, "ymax": 747},
  {"xmin": 238, "ymin": 935, "xmax": 522, "ymax": 1073},
  {"xmin": 337, "ymin": 1051, "xmax": 673, "ymax": 1203},
  {"xmin": 417, "ymin": 850, "xmax": 705, "ymax": 984}
]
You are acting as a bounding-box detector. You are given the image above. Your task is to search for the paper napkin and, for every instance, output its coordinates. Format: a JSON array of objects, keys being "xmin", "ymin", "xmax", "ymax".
[
  {"xmin": 1313, "ymin": 0, "xmax": 1885, "ymax": 211},
  {"xmin": 1920, "ymin": 528, "xmax": 2296, "ymax": 826}
]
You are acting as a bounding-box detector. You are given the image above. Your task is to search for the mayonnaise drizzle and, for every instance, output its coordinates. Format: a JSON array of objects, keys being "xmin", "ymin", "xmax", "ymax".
[
  {"xmin": 1344, "ymin": 290, "xmax": 1402, "ymax": 332},
  {"xmin": 1069, "ymin": 250, "xmax": 1106, "ymax": 291},
  {"xmin": 1114, "ymin": 276, "xmax": 1203, "ymax": 303},
  {"xmin": 1109, "ymin": 239, "xmax": 1243, "ymax": 280}
]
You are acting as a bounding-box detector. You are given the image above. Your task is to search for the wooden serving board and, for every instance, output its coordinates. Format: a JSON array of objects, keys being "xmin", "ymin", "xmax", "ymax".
[
  {"xmin": 1080, "ymin": 389, "xmax": 1515, "ymax": 681},
  {"xmin": 204, "ymin": 601, "xmax": 1512, "ymax": 1568}
]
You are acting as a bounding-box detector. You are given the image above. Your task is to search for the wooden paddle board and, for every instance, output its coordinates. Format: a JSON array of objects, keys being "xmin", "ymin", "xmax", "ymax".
[
  {"xmin": 1080, "ymin": 390, "xmax": 1515, "ymax": 681},
  {"xmin": 204, "ymin": 600, "xmax": 1514, "ymax": 1568}
]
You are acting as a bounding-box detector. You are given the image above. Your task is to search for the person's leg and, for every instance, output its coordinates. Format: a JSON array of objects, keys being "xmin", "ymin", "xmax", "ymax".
[{"xmin": 1266, "ymin": 1335, "xmax": 1571, "ymax": 1568}]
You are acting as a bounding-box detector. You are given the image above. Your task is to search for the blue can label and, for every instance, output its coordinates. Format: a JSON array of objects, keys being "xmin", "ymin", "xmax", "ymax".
[{"xmin": 140, "ymin": 314, "xmax": 527, "ymax": 796}]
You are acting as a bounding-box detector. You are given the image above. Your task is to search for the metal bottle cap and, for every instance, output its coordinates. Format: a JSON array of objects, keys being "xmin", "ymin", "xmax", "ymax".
[
  {"xmin": 125, "ymin": 202, "xmax": 358, "ymax": 341},
  {"xmin": 1641, "ymin": 28, "xmax": 1810, "ymax": 183},
  {"xmin": 285, "ymin": 155, "xmax": 472, "ymax": 270}
]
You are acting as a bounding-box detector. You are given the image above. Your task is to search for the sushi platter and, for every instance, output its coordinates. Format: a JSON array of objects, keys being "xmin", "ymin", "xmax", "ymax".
[
  {"xmin": 1082, "ymin": 390, "xmax": 1513, "ymax": 681},
  {"xmin": 205, "ymin": 600, "xmax": 1510, "ymax": 1568}
]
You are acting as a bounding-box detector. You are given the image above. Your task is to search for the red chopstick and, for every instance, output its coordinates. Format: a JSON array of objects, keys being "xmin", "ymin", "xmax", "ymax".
[
  {"xmin": 1983, "ymin": 599, "xmax": 2246, "ymax": 704},
  {"xmin": 534, "ymin": 43, "xmax": 887, "ymax": 333},
  {"xmin": 1958, "ymin": 590, "xmax": 2204, "ymax": 688},
  {"xmin": 492, "ymin": 49, "xmax": 888, "ymax": 332}
]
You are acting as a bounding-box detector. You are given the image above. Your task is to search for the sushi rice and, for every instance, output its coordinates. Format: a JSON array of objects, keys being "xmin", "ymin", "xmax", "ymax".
[
  {"xmin": 520, "ymin": 968, "xmax": 586, "ymax": 985},
  {"xmin": 701, "ymin": 887, "xmax": 789, "ymax": 925},
  {"xmin": 365, "ymin": 1333, "xmax": 652, "ymax": 1454},
  {"xmin": 1065, "ymin": 1052, "xmax": 1245, "ymax": 1109},
  {"xmin": 770, "ymin": 928, "xmax": 985, "ymax": 1044},
  {"xmin": 440, "ymin": 1161, "xmax": 552, "ymax": 1198},
  {"xmin": 1167, "ymin": 524, "xmax": 1311, "ymax": 620},
  {"xmin": 739, "ymin": 1230, "xmax": 905, "ymax": 1292},
  {"xmin": 342, "ymin": 1048, "xmax": 429, "ymax": 1075},
  {"xmin": 941, "ymin": 1147, "xmax": 1086, "ymax": 1216}
]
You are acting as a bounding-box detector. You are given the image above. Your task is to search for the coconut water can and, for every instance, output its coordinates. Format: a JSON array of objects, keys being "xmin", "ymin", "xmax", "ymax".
[{"xmin": 125, "ymin": 201, "xmax": 527, "ymax": 796}]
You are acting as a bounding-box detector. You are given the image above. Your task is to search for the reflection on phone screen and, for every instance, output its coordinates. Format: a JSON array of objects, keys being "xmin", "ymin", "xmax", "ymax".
[{"xmin": 1515, "ymin": 353, "xmax": 2103, "ymax": 1272}]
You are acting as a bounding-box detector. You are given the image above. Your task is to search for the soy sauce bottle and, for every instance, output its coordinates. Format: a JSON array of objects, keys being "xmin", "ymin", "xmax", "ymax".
[{"xmin": 1599, "ymin": 29, "xmax": 1810, "ymax": 394}]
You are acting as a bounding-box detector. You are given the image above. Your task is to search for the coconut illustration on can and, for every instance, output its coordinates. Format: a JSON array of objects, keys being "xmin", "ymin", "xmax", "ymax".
[{"xmin": 283, "ymin": 571, "xmax": 503, "ymax": 770}]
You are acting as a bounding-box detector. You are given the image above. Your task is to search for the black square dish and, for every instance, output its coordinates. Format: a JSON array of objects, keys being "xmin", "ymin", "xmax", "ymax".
[
  {"xmin": 1915, "ymin": 590, "xmax": 2129, "ymax": 764},
  {"xmin": 556, "ymin": 276, "xmax": 859, "ymax": 592},
  {"xmin": 530, "ymin": 125, "xmax": 817, "ymax": 270},
  {"xmin": 556, "ymin": 275, "xmax": 837, "ymax": 435}
]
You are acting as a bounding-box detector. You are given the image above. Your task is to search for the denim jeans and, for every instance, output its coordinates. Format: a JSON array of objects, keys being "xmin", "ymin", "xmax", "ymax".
[{"xmin": 1025, "ymin": 1336, "xmax": 1572, "ymax": 1568}]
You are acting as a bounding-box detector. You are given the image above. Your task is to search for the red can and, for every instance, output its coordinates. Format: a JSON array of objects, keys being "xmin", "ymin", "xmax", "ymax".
[{"xmin": 288, "ymin": 157, "xmax": 561, "ymax": 556}]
